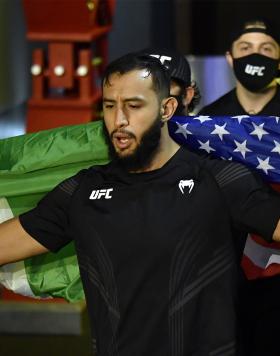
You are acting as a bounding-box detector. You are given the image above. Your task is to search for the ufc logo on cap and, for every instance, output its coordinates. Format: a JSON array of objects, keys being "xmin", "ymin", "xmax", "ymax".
[
  {"xmin": 89, "ymin": 188, "xmax": 113, "ymax": 200},
  {"xmin": 245, "ymin": 64, "xmax": 265, "ymax": 76},
  {"xmin": 150, "ymin": 54, "xmax": 172, "ymax": 66}
]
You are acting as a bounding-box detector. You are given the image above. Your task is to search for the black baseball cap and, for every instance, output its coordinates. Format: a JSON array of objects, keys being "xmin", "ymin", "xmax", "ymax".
[
  {"xmin": 140, "ymin": 48, "xmax": 191, "ymax": 86},
  {"xmin": 229, "ymin": 18, "xmax": 280, "ymax": 46}
]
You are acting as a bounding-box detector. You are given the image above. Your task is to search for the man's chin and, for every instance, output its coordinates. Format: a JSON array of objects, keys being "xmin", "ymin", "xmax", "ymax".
[
  {"xmin": 104, "ymin": 114, "xmax": 162, "ymax": 171},
  {"xmin": 114, "ymin": 147, "xmax": 136, "ymax": 159}
]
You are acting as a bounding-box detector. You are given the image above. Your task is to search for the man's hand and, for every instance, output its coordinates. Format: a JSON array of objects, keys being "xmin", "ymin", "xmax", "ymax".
[{"xmin": 273, "ymin": 219, "xmax": 280, "ymax": 242}]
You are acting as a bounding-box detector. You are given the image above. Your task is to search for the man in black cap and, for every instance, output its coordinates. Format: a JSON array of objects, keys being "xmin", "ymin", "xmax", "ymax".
[
  {"xmin": 144, "ymin": 48, "xmax": 201, "ymax": 115},
  {"xmin": 199, "ymin": 18, "xmax": 280, "ymax": 356},
  {"xmin": 199, "ymin": 18, "xmax": 280, "ymax": 116}
]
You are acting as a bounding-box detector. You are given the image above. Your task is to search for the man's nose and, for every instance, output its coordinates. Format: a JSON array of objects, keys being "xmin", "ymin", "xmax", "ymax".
[{"xmin": 115, "ymin": 107, "xmax": 128, "ymax": 127}]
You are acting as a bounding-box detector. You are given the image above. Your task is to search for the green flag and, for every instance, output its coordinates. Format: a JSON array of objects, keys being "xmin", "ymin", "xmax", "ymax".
[{"xmin": 0, "ymin": 121, "xmax": 109, "ymax": 302}]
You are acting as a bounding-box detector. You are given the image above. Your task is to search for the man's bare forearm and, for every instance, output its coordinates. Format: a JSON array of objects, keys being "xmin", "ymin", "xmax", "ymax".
[{"xmin": 0, "ymin": 217, "xmax": 49, "ymax": 266}]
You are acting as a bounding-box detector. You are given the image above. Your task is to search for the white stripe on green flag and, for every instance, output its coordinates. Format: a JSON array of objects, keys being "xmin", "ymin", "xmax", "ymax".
[
  {"xmin": 0, "ymin": 197, "xmax": 36, "ymax": 298},
  {"xmin": 0, "ymin": 121, "xmax": 110, "ymax": 302}
]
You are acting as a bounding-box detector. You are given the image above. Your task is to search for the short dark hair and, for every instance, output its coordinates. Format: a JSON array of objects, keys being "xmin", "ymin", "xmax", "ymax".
[
  {"xmin": 171, "ymin": 78, "xmax": 201, "ymax": 114},
  {"xmin": 102, "ymin": 52, "xmax": 170, "ymax": 101}
]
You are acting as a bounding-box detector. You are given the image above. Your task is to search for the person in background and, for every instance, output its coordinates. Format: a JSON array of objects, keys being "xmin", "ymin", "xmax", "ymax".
[
  {"xmin": 1, "ymin": 52, "xmax": 280, "ymax": 355},
  {"xmin": 199, "ymin": 18, "xmax": 280, "ymax": 356},
  {"xmin": 199, "ymin": 18, "xmax": 280, "ymax": 116},
  {"xmin": 143, "ymin": 48, "xmax": 201, "ymax": 115}
]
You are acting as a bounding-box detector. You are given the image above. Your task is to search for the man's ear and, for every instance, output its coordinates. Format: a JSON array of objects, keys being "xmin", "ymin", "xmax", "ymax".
[
  {"xmin": 184, "ymin": 86, "xmax": 195, "ymax": 106},
  {"xmin": 161, "ymin": 97, "xmax": 178, "ymax": 122},
  {"xmin": 225, "ymin": 51, "xmax": 233, "ymax": 68}
]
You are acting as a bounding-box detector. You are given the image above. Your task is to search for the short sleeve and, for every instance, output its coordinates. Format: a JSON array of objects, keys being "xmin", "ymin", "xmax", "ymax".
[
  {"xmin": 19, "ymin": 169, "xmax": 87, "ymax": 252},
  {"xmin": 204, "ymin": 158, "xmax": 280, "ymax": 242}
]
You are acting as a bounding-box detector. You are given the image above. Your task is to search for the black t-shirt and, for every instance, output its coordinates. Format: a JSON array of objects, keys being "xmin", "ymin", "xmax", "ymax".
[
  {"xmin": 19, "ymin": 147, "xmax": 280, "ymax": 356},
  {"xmin": 199, "ymin": 85, "xmax": 280, "ymax": 116}
]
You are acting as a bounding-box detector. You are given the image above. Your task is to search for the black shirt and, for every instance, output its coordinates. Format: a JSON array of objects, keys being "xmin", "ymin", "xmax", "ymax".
[
  {"xmin": 19, "ymin": 147, "xmax": 280, "ymax": 356},
  {"xmin": 196, "ymin": 84, "xmax": 280, "ymax": 355},
  {"xmin": 199, "ymin": 85, "xmax": 280, "ymax": 116}
]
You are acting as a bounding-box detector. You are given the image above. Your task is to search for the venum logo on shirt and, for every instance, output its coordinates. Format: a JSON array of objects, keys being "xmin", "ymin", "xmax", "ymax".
[
  {"xmin": 89, "ymin": 188, "xmax": 113, "ymax": 200},
  {"xmin": 178, "ymin": 179, "xmax": 194, "ymax": 194}
]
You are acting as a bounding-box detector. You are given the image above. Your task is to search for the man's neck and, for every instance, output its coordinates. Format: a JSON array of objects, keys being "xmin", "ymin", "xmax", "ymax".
[
  {"xmin": 236, "ymin": 82, "xmax": 277, "ymax": 115},
  {"xmin": 130, "ymin": 131, "xmax": 181, "ymax": 173}
]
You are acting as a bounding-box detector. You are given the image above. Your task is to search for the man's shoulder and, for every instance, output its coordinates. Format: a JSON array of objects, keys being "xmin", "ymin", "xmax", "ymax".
[
  {"xmin": 198, "ymin": 89, "xmax": 236, "ymax": 115},
  {"xmin": 267, "ymin": 84, "xmax": 280, "ymax": 109},
  {"xmin": 185, "ymin": 148, "xmax": 252, "ymax": 181},
  {"xmin": 58, "ymin": 162, "xmax": 113, "ymax": 192}
]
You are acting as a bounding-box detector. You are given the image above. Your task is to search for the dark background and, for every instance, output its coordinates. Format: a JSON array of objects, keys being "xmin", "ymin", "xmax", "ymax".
[
  {"xmin": 0, "ymin": 0, "xmax": 279, "ymax": 137},
  {"xmin": 110, "ymin": 0, "xmax": 280, "ymax": 58},
  {"xmin": 189, "ymin": 0, "xmax": 280, "ymax": 54}
]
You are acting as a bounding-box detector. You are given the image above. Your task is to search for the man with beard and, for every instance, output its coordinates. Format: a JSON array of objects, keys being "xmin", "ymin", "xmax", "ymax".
[
  {"xmin": 1, "ymin": 53, "xmax": 280, "ymax": 355},
  {"xmin": 199, "ymin": 18, "xmax": 280, "ymax": 116}
]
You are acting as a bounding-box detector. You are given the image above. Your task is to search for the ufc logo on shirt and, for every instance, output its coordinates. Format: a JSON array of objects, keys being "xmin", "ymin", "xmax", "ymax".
[
  {"xmin": 89, "ymin": 188, "xmax": 113, "ymax": 200},
  {"xmin": 245, "ymin": 64, "xmax": 265, "ymax": 76}
]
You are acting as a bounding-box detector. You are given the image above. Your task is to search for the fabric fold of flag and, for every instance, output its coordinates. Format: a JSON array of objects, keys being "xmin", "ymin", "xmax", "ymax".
[
  {"xmin": 0, "ymin": 121, "xmax": 109, "ymax": 301},
  {"xmin": 169, "ymin": 115, "xmax": 280, "ymax": 182},
  {"xmin": 169, "ymin": 114, "xmax": 280, "ymax": 280}
]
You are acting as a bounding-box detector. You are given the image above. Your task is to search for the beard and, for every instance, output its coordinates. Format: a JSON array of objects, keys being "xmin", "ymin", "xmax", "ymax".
[{"xmin": 103, "ymin": 114, "xmax": 163, "ymax": 172}]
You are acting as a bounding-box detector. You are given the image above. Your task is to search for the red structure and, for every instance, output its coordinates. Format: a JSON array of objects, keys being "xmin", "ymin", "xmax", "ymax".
[
  {"xmin": 0, "ymin": 0, "xmax": 115, "ymax": 303},
  {"xmin": 23, "ymin": 0, "xmax": 115, "ymax": 132}
]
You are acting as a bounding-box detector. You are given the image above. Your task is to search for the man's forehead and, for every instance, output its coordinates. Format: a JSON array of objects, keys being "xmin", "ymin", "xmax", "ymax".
[
  {"xmin": 104, "ymin": 69, "xmax": 153, "ymax": 86},
  {"xmin": 235, "ymin": 32, "xmax": 279, "ymax": 46},
  {"xmin": 102, "ymin": 69, "xmax": 158, "ymax": 101}
]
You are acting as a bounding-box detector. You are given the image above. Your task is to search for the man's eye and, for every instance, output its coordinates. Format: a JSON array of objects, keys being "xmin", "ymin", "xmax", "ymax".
[
  {"xmin": 104, "ymin": 104, "xmax": 113, "ymax": 109},
  {"xmin": 129, "ymin": 104, "xmax": 140, "ymax": 109}
]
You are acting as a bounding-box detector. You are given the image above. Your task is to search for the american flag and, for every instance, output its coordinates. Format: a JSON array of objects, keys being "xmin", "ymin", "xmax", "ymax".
[{"xmin": 169, "ymin": 115, "xmax": 280, "ymax": 280}]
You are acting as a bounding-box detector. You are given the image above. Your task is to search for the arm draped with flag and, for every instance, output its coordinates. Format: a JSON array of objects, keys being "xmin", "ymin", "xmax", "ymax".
[
  {"xmin": 169, "ymin": 114, "xmax": 280, "ymax": 279},
  {"xmin": 0, "ymin": 121, "xmax": 109, "ymax": 301},
  {"xmin": 1, "ymin": 115, "xmax": 280, "ymax": 301}
]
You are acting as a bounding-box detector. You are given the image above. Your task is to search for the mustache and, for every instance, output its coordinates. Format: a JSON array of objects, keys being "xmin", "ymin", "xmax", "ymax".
[{"xmin": 110, "ymin": 129, "xmax": 136, "ymax": 140}]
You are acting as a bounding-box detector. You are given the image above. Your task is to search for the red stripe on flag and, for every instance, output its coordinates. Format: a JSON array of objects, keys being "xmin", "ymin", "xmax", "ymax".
[
  {"xmin": 241, "ymin": 182, "xmax": 280, "ymax": 280},
  {"xmin": 241, "ymin": 255, "xmax": 264, "ymax": 280},
  {"xmin": 241, "ymin": 252, "xmax": 280, "ymax": 280}
]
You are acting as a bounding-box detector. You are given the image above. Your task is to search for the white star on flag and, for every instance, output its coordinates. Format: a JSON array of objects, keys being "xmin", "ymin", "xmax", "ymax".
[
  {"xmin": 194, "ymin": 115, "xmax": 212, "ymax": 123},
  {"xmin": 211, "ymin": 123, "xmax": 230, "ymax": 140},
  {"xmin": 269, "ymin": 116, "xmax": 280, "ymax": 124},
  {"xmin": 168, "ymin": 114, "xmax": 280, "ymax": 182},
  {"xmin": 271, "ymin": 140, "xmax": 280, "ymax": 155},
  {"xmin": 175, "ymin": 122, "xmax": 192, "ymax": 139},
  {"xmin": 250, "ymin": 122, "xmax": 269, "ymax": 141},
  {"xmin": 233, "ymin": 140, "xmax": 252, "ymax": 159},
  {"xmin": 231, "ymin": 115, "xmax": 250, "ymax": 124},
  {"xmin": 198, "ymin": 140, "xmax": 215, "ymax": 153},
  {"xmin": 256, "ymin": 157, "xmax": 274, "ymax": 174}
]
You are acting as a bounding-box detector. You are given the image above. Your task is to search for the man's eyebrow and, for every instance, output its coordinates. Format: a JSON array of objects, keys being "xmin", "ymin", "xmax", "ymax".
[
  {"xmin": 124, "ymin": 97, "xmax": 145, "ymax": 102},
  {"xmin": 261, "ymin": 41, "xmax": 278, "ymax": 48},
  {"xmin": 103, "ymin": 97, "xmax": 146, "ymax": 102},
  {"xmin": 237, "ymin": 40, "xmax": 277, "ymax": 48},
  {"xmin": 236, "ymin": 41, "xmax": 251, "ymax": 45}
]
